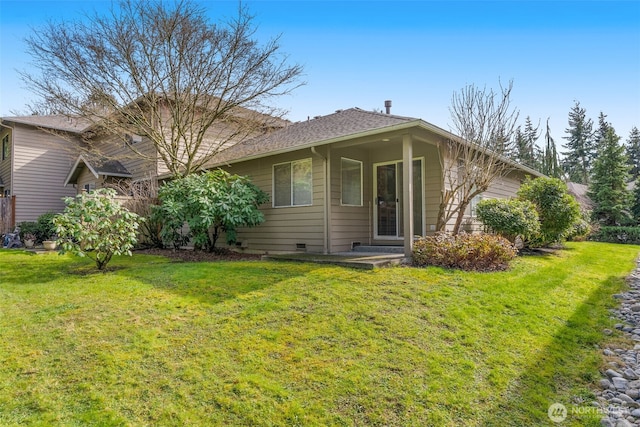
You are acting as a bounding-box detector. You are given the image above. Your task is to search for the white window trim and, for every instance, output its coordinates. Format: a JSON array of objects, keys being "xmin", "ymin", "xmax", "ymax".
[
  {"xmin": 272, "ymin": 158, "xmax": 313, "ymax": 208},
  {"xmin": 340, "ymin": 157, "xmax": 363, "ymax": 207}
]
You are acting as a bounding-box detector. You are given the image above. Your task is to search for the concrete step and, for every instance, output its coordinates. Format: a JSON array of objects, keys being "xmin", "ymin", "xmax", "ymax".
[{"xmin": 352, "ymin": 245, "xmax": 404, "ymax": 254}]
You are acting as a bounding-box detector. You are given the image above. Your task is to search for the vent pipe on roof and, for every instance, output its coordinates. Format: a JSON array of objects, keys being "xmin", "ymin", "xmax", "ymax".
[{"xmin": 384, "ymin": 100, "xmax": 392, "ymax": 114}]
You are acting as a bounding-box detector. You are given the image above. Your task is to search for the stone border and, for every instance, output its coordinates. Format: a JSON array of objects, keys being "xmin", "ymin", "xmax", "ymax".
[{"xmin": 596, "ymin": 264, "xmax": 640, "ymax": 427}]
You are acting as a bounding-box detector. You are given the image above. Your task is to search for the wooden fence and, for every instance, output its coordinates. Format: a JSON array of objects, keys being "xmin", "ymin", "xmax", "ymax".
[{"xmin": 0, "ymin": 196, "xmax": 15, "ymax": 234}]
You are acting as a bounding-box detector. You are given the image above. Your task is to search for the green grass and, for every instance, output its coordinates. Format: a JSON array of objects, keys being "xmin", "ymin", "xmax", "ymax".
[{"xmin": 0, "ymin": 242, "xmax": 637, "ymax": 426}]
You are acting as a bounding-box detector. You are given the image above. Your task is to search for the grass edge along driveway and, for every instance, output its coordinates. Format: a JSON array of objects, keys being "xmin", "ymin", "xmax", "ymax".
[{"xmin": 0, "ymin": 241, "xmax": 637, "ymax": 426}]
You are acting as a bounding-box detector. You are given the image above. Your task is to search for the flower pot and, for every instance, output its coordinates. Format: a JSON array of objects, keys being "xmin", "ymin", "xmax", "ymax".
[
  {"xmin": 24, "ymin": 239, "xmax": 35, "ymax": 249},
  {"xmin": 43, "ymin": 240, "xmax": 56, "ymax": 251}
]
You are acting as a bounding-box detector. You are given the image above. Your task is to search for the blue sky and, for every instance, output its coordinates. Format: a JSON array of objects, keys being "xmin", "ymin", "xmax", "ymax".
[{"xmin": 1, "ymin": 0, "xmax": 639, "ymax": 147}]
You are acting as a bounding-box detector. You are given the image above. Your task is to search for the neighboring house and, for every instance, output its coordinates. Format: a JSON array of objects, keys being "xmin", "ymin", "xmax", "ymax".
[
  {"xmin": 0, "ymin": 115, "xmax": 89, "ymax": 225},
  {"xmin": 1, "ymin": 107, "xmax": 542, "ymax": 255}
]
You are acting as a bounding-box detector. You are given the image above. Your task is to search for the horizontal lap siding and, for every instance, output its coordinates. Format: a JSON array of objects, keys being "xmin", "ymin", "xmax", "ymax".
[
  {"xmin": 97, "ymin": 135, "xmax": 157, "ymax": 181},
  {"xmin": 12, "ymin": 125, "xmax": 77, "ymax": 222},
  {"xmin": 483, "ymin": 171, "xmax": 523, "ymax": 199},
  {"xmin": 329, "ymin": 147, "xmax": 370, "ymax": 252},
  {"xmin": 224, "ymin": 151, "xmax": 325, "ymax": 253}
]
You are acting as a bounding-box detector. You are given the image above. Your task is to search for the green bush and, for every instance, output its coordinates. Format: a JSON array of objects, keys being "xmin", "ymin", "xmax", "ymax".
[
  {"xmin": 36, "ymin": 212, "xmax": 58, "ymax": 241},
  {"xmin": 54, "ymin": 188, "xmax": 142, "ymax": 270},
  {"xmin": 517, "ymin": 177, "xmax": 581, "ymax": 247},
  {"xmin": 18, "ymin": 212, "xmax": 58, "ymax": 243},
  {"xmin": 18, "ymin": 221, "xmax": 39, "ymax": 240},
  {"xmin": 154, "ymin": 170, "xmax": 268, "ymax": 252},
  {"xmin": 413, "ymin": 232, "xmax": 517, "ymax": 272},
  {"xmin": 476, "ymin": 198, "xmax": 540, "ymax": 243},
  {"xmin": 589, "ymin": 226, "xmax": 640, "ymax": 245}
]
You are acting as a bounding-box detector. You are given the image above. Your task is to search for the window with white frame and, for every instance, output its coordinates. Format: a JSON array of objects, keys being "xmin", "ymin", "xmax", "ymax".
[
  {"xmin": 341, "ymin": 158, "xmax": 362, "ymax": 206},
  {"xmin": 273, "ymin": 158, "xmax": 312, "ymax": 207}
]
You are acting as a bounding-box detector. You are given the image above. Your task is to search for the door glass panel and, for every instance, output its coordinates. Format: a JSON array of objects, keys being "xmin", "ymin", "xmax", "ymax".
[{"xmin": 376, "ymin": 164, "xmax": 396, "ymax": 236}]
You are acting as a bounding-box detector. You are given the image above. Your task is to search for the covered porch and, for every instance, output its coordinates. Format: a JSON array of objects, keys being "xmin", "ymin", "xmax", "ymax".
[{"xmin": 317, "ymin": 127, "xmax": 444, "ymax": 257}]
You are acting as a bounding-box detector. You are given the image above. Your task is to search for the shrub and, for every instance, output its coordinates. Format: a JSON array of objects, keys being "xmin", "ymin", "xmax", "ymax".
[
  {"xmin": 476, "ymin": 198, "xmax": 540, "ymax": 244},
  {"xmin": 517, "ymin": 177, "xmax": 581, "ymax": 247},
  {"xmin": 154, "ymin": 170, "xmax": 269, "ymax": 252},
  {"xmin": 589, "ymin": 226, "xmax": 640, "ymax": 245},
  {"xmin": 54, "ymin": 188, "xmax": 142, "ymax": 270},
  {"xmin": 566, "ymin": 211, "xmax": 593, "ymax": 241},
  {"xmin": 413, "ymin": 232, "xmax": 517, "ymax": 272},
  {"xmin": 36, "ymin": 212, "xmax": 58, "ymax": 241},
  {"xmin": 18, "ymin": 221, "xmax": 39, "ymax": 241}
]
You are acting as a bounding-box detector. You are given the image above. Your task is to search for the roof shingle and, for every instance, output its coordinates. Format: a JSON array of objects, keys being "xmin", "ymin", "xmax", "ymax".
[{"xmin": 214, "ymin": 108, "xmax": 418, "ymax": 164}]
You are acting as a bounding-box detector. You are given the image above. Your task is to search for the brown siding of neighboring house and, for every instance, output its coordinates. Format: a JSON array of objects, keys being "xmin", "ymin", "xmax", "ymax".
[{"xmin": 12, "ymin": 124, "xmax": 77, "ymax": 222}]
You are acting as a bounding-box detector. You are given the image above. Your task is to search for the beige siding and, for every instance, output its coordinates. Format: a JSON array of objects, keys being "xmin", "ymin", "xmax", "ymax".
[
  {"xmin": 328, "ymin": 146, "xmax": 370, "ymax": 252},
  {"xmin": 93, "ymin": 134, "xmax": 157, "ymax": 182},
  {"xmin": 0, "ymin": 127, "xmax": 11, "ymax": 194},
  {"xmin": 76, "ymin": 167, "xmax": 101, "ymax": 192},
  {"xmin": 12, "ymin": 124, "xmax": 78, "ymax": 222},
  {"xmin": 223, "ymin": 149, "xmax": 325, "ymax": 253}
]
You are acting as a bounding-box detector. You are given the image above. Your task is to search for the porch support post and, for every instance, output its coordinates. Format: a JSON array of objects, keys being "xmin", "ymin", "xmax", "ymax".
[{"xmin": 402, "ymin": 134, "xmax": 414, "ymax": 257}]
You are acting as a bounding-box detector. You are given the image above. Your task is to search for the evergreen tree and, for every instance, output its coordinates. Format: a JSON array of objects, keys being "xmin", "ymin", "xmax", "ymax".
[
  {"xmin": 626, "ymin": 127, "xmax": 640, "ymax": 181},
  {"xmin": 523, "ymin": 116, "xmax": 541, "ymax": 170},
  {"xmin": 510, "ymin": 126, "xmax": 525, "ymax": 163},
  {"xmin": 562, "ymin": 101, "xmax": 594, "ymax": 184},
  {"xmin": 631, "ymin": 177, "xmax": 640, "ymax": 224},
  {"xmin": 594, "ymin": 112, "xmax": 610, "ymax": 149},
  {"xmin": 541, "ymin": 119, "xmax": 562, "ymax": 178},
  {"xmin": 588, "ymin": 126, "xmax": 631, "ymax": 225},
  {"xmin": 510, "ymin": 117, "xmax": 542, "ymax": 170}
]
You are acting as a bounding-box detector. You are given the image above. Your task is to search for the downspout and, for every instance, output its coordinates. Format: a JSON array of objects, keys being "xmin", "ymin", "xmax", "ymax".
[{"xmin": 311, "ymin": 146, "xmax": 329, "ymax": 254}]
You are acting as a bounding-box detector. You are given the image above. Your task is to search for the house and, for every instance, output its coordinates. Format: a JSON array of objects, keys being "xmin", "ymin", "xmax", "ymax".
[
  {"xmin": 211, "ymin": 107, "xmax": 542, "ymax": 256},
  {"xmin": 1, "ymin": 106, "xmax": 542, "ymax": 256},
  {"xmin": 0, "ymin": 115, "xmax": 90, "ymax": 226}
]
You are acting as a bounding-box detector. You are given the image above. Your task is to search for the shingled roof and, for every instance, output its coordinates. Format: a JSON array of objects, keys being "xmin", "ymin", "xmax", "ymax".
[
  {"xmin": 213, "ymin": 108, "xmax": 420, "ymax": 165},
  {"xmin": 1, "ymin": 115, "xmax": 91, "ymax": 134},
  {"xmin": 64, "ymin": 155, "xmax": 132, "ymax": 186}
]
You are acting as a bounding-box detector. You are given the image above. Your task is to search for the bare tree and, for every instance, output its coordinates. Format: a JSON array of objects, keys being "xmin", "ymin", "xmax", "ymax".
[
  {"xmin": 437, "ymin": 81, "xmax": 520, "ymax": 234},
  {"xmin": 21, "ymin": 0, "xmax": 303, "ymax": 177}
]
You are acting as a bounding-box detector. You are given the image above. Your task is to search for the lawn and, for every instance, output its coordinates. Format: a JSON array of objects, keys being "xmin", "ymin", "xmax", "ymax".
[{"xmin": 0, "ymin": 242, "xmax": 637, "ymax": 426}]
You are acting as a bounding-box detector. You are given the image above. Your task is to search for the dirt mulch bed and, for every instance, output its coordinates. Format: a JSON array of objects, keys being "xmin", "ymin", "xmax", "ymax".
[{"xmin": 134, "ymin": 248, "xmax": 262, "ymax": 262}]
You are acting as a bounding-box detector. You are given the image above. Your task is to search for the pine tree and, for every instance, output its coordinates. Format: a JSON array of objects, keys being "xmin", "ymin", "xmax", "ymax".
[
  {"xmin": 523, "ymin": 116, "xmax": 541, "ymax": 170},
  {"xmin": 626, "ymin": 127, "xmax": 640, "ymax": 181},
  {"xmin": 562, "ymin": 101, "xmax": 594, "ymax": 184},
  {"xmin": 588, "ymin": 126, "xmax": 631, "ymax": 225},
  {"xmin": 541, "ymin": 119, "xmax": 562, "ymax": 178},
  {"xmin": 510, "ymin": 117, "xmax": 542, "ymax": 170},
  {"xmin": 594, "ymin": 112, "xmax": 610, "ymax": 149}
]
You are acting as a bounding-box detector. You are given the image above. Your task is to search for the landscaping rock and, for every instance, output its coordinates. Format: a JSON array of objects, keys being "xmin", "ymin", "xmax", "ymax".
[{"xmin": 594, "ymin": 261, "xmax": 640, "ymax": 426}]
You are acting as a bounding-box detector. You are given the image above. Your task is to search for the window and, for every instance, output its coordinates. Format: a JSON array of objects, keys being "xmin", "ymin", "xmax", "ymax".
[
  {"xmin": 273, "ymin": 158, "xmax": 312, "ymax": 207},
  {"xmin": 2, "ymin": 135, "xmax": 8, "ymax": 161},
  {"xmin": 341, "ymin": 158, "xmax": 362, "ymax": 206},
  {"xmin": 470, "ymin": 194, "xmax": 483, "ymax": 217}
]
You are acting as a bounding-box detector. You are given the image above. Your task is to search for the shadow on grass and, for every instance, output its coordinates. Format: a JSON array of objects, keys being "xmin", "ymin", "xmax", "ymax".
[
  {"xmin": 0, "ymin": 250, "xmax": 88, "ymax": 286},
  {"xmin": 117, "ymin": 256, "xmax": 319, "ymax": 307},
  {"xmin": 479, "ymin": 274, "xmax": 627, "ymax": 426}
]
